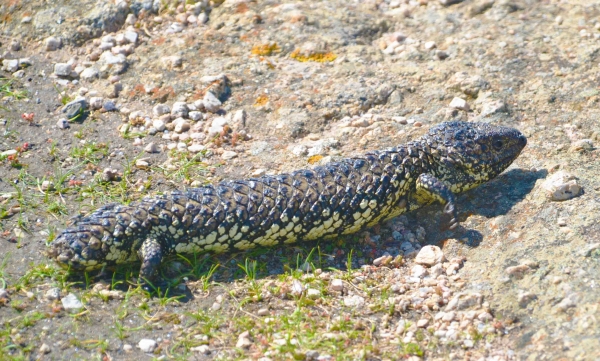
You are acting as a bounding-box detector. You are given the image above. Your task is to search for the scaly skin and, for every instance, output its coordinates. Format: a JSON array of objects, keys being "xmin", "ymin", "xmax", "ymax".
[{"xmin": 47, "ymin": 121, "xmax": 527, "ymax": 281}]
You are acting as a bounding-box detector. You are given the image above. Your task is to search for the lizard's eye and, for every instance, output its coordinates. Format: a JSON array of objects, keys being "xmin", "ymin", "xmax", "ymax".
[{"xmin": 492, "ymin": 139, "xmax": 503, "ymax": 150}]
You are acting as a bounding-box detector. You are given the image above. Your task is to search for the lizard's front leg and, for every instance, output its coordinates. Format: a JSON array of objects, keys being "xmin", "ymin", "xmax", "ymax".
[
  {"xmin": 415, "ymin": 173, "xmax": 459, "ymax": 230},
  {"xmin": 137, "ymin": 238, "xmax": 164, "ymax": 284}
]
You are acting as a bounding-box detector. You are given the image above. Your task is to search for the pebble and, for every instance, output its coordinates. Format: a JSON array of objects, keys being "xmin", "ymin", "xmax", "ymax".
[
  {"xmin": 191, "ymin": 345, "xmax": 210, "ymax": 354},
  {"xmin": 343, "ymin": 295, "xmax": 365, "ymax": 307},
  {"xmin": 171, "ymin": 102, "xmax": 189, "ymax": 118},
  {"xmin": 257, "ymin": 308, "xmax": 269, "ymax": 316},
  {"xmin": 145, "ymin": 142, "xmax": 159, "ymax": 153},
  {"xmin": 1, "ymin": 149, "xmax": 17, "ymax": 157},
  {"xmin": 236, "ymin": 331, "xmax": 252, "ymax": 348},
  {"xmin": 233, "ymin": 109, "xmax": 247, "ymax": 127},
  {"xmin": 417, "ymin": 318, "xmax": 430, "ymax": 327},
  {"xmin": 123, "ymin": 344, "xmax": 133, "ymax": 352},
  {"xmin": 62, "ymin": 99, "xmax": 87, "ymax": 119},
  {"xmin": 61, "ymin": 293, "xmax": 84, "ymax": 313},
  {"xmin": 541, "ymin": 171, "xmax": 583, "ymax": 201},
  {"xmin": 306, "ymin": 288, "xmax": 321, "ymax": 299},
  {"xmin": 162, "ymin": 55, "xmax": 183, "ymax": 68},
  {"xmin": 138, "ymin": 339, "xmax": 157, "ymax": 353},
  {"xmin": 45, "ymin": 36, "xmax": 62, "ymax": 51},
  {"xmin": 153, "ymin": 104, "xmax": 170, "ymax": 117},
  {"xmin": 556, "ymin": 296, "xmax": 576, "ymax": 312},
  {"xmin": 103, "ymin": 100, "xmax": 117, "ymax": 112},
  {"xmin": 56, "ymin": 118, "xmax": 70, "ymax": 129},
  {"xmin": 173, "ymin": 118, "xmax": 190, "ymax": 133},
  {"xmin": 203, "ymin": 91, "xmax": 222, "ymax": 113},
  {"xmin": 480, "ymin": 99, "xmax": 506, "ymax": 116},
  {"xmin": 39, "ymin": 343, "xmax": 51, "ymax": 354},
  {"xmin": 411, "ymin": 264, "xmax": 428, "ymax": 278},
  {"xmin": 449, "ymin": 97, "xmax": 469, "ymax": 111},
  {"xmin": 102, "ymin": 168, "xmax": 119, "ymax": 182},
  {"xmin": 189, "ymin": 111, "xmax": 204, "ymax": 121},
  {"xmin": 478, "ymin": 312, "xmax": 493, "ymax": 322},
  {"xmin": 414, "ymin": 245, "xmax": 445, "ymax": 266},
  {"xmin": 0, "ymin": 289, "xmax": 8, "ymax": 300},
  {"xmin": 135, "ymin": 159, "xmax": 149, "ymax": 168},
  {"xmin": 518, "ymin": 291, "xmax": 537, "ymax": 307},
  {"xmin": 222, "ymin": 150, "xmax": 238, "ymax": 160},
  {"xmin": 153, "ymin": 119, "xmax": 166, "ymax": 132},
  {"xmin": 570, "ymin": 139, "xmax": 594, "ymax": 152},
  {"xmin": 54, "ymin": 63, "xmax": 72, "ymax": 77},
  {"xmin": 124, "ymin": 31, "xmax": 138, "ymax": 45},
  {"xmin": 188, "ymin": 144, "xmax": 206, "ymax": 153},
  {"xmin": 89, "ymin": 97, "xmax": 103, "ymax": 110},
  {"xmin": 80, "ymin": 67, "xmax": 99, "ymax": 81},
  {"xmin": 177, "ymin": 142, "xmax": 188, "ymax": 151}
]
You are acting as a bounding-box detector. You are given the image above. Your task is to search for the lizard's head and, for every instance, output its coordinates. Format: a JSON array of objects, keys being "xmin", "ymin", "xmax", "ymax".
[
  {"xmin": 46, "ymin": 226, "xmax": 110, "ymax": 272},
  {"xmin": 426, "ymin": 121, "xmax": 527, "ymax": 192}
]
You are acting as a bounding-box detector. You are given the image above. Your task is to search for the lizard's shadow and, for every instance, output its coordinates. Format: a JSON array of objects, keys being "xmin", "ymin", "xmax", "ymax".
[{"xmin": 414, "ymin": 168, "xmax": 546, "ymax": 246}]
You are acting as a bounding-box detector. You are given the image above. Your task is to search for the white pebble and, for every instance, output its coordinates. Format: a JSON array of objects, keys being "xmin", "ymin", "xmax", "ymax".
[
  {"xmin": 56, "ymin": 119, "xmax": 69, "ymax": 129},
  {"xmin": 89, "ymin": 97, "xmax": 103, "ymax": 110},
  {"xmin": 449, "ymin": 97, "xmax": 469, "ymax": 111},
  {"xmin": 189, "ymin": 111, "xmax": 204, "ymax": 121},
  {"xmin": 171, "ymin": 102, "xmax": 189, "ymax": 118},
  {"xmin": 188, "ymin": 144, "xmax": 206, "ymax": 153},
  {"xmin": 144, "ymin": 143, "xmax": 159, "ymax": 153},
  {"xmin": 173, "ymin": 118, "xmax": 190, "ymax": 133},
  {"xmin": 411, "ymin": 264, "xmax": 428, "ymax": 278},
  {"xmin": 80, "ymin": 67, "xmax": 99, "ymax": 81},
  {"xmin": 54, "ymin": 63, "xmax": 72, "ymax": 77},
  {"xmin": 138, "ymin": 339, "xmax": 157, "ymax": 353},
  {"xmin": 221, "ymin": 151, "xmax": 237, "ymax": 160},
  {"xmin": 45, "ymin": 36, "xmax": 62, "ymax": 51},
  {"xmin": 203, "ymin": 91, "xmax": 222, "ymax": 113},
  {"xmin": 415, "ymin": 245, "xmax": 445, "ymax": 266},
  {"xmin": 153, "ymin": 119, "xmax": 166, "ymax": 132},
  {"xmin": 542, "ymin": 171, "xmax": 583, "ymax": 201},
  {"xmin": 61, "ymin": 293, "xmax": 84, "ymax": 313}
]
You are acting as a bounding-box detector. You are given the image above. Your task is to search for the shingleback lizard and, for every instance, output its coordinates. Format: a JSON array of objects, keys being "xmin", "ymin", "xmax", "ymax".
[{"xmin": 47, "ymin": 121, "xmax": 527, "ymax": 281}]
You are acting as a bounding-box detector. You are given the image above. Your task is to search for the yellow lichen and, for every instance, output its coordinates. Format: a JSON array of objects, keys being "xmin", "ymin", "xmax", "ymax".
[
  {"xmin": 307, "ymin": 155, "xmax": 323, "ymax": 164},
  {"xmin": 254, "ymin": 95, "xmax": 269, "ymax": 106},
  {"xmin": 290, "ymin": 49, "xmax": 337, "ymax": 62},
  {"xmin": 251, "ymin": 43, "xmax": 281, "ymax": 56}
]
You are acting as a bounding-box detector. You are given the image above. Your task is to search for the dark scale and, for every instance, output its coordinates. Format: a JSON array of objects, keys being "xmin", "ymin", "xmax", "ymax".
[{"xmin": 48, "ymin": 122, "xmax": 527, "ymax": 282}]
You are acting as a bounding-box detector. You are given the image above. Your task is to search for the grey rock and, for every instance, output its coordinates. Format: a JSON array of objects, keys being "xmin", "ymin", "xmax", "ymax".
[
  {"xmin": 54, "ymin": 63, "xmax": 72, "ymax": 77},
  {"xmin": 61, "ymin": 293, "xmax": 84, "ymax": 313},
  {"xmin": 171, "ymin": 102, "xmax": 189, "ymax": 118},
  {"xmin": 62, "ymin": 99, "xmax": 87, "ymax": 120},
  {"xmin": 45, "ymin": 36, "xmax": 62, "ymax": 51},
  {"xmin": 56, "ymin": 119, "xmax": 70, "ymax": 129},
  {"xmin": 203, "ymin": 91, "xmax": 222, "ymax": 113},
  {"xmin": 80, "ymin": 67, "xmax": 99, "ymax": 81},
  {"xmin": 45, "ymin": 287, "xmax": 61, "ymax": 301}
]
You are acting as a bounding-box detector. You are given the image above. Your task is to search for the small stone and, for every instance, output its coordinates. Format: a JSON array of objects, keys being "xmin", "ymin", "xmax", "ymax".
[
  {"xmin": 56, "ymin": 118, "xmax": 69, "ymax": 129},
  {"xmin": 0, "ymin": 289, "xmax": 8, "ymax": 300},
  {"xmin": 351, "ymin": 118, "xmax": 370, "ymax": 127},
  {"xmin": 125, "ymin": 13, "xmax": 137, "ymax": 25},
  {"xmin": 138, "ymin": 339, "xmax": 157, "ymax": 353},
  {"xmin": 306, "ymin": 288, "xmax": 321, "ymax": 300},
  {"xmin": 236, "ymin": 332, "xmax": 252, "ymax": 349},
  {"xmin": 449, "ymin": 97, "xmax": 469, "ymax": 111},
  {"xmin": 417, "ymin": 318, "xmax": 430, "ymax": 328},
  {"xmin": 373, "ymin": 255, "xmax": 393, "ymax": 266},
  {"xmin": 570, "ymin": 139, "xmax": 594, "ymax": 152},
  {"xmin": 161, "ymin": 55, "xmax": 183, "ymax": 68},
  {"xmin": 89, "ymin": 97, "xmax": 103, "ymax": 110},
  {"xmin": 1, "ymin": 59, "xmax": 19, "ymax": 72},
  {"xmin": 233, "ymin": 109, "xmax": 247, "ymax": 127},
  {"xmin": 188, "ymin": 144, "xmax": 206, "ymax": 153},
  {"xmin": 135, "ymin": 159, "xmax": 149, "ymax": 168},
  {"xmin": 189, "ymin": 111, "xmax": 204, "ymax": 121},
  {"xmin": 343, "ymin": 295, "xmax": 365, "ymax": 307},
  {"xmin": 62, "ymin": 99, "xmax": 87, "ymax": 120},
  {"xmin": 41, "ymin": 181, "xmax": 54, "ymax": 192},
  {"xmin": 442, "ymin": 311, "xmax": 456, "ymax": 322},
  {"xmin": 171, "ymin": 102, "xmax": 189, "ymax": 118},
  {"xmin": 173, "ymin": 118, "xmax": 190, "ymax": 133},
  {"xmin": 124, "ymin": 31, "xmax": 138, "ymax": 45},
  {"xmin": 257, "ymin": 308, "xmax": 269, "ymax": 316},
  {"xmin": 177, "ymin": 142, "xmax": 188, "ymax": 151},
  {"xmin": 123, "ymin": 344, "xmax": 133, "ymax": 352},
  {"xmin": 191, "ymin": 345, "xmax": 210, "ymax": 354},
  {"xmin": 61, "ymin": 293, "xmax": 84, "ymax": 313},
  {"xmin": 44, "ymin": 287, "xmax": 61, "ymax": 300},
  {"xmin": 153, "ymin": 104, "xmax": 170, "ymax": 117},
  {"xmin": 54, "ymin": 63, "xmax": 72, "ymax": 77},
  {"xmin": 505, "ymin": 264, "xmax": 530, "ymax": 279},
  {"xmin": 222, "ymin": 151, "xmax": 238, "ymax": 160},
  {"xmin": 45, "ymin": 36, "xmax": 62, "ymax": 51},
  {"xmin": 306, "ymin": 350, "xmax": 320, "ymax": 361},
  {"xmin": 415, "ymin": 245, "xmax": 446, "ymax": 266},
  {"xmin": 144, "ymin": 142, "xmax": 159, "ymax": 153},
  {"xmin": 103, "ymin": 101, "xmax": 117, "ymax": 112},
  {"xmin": 411, "ymin": 265, "xmax": 428, "ymax": 278},
  {"xmin": 556, "ymin": 296, "xmax": 576, "ymax": 312},
  {"xmin": 424, "ymin": 41, "xmax": 437, "ymax": 50},
  {"xmin": 440, "ymin": 0, "xmax": 464, "ymax": 6},
  {"xmin": 463, "ymin": 339, "xmax": 474, "ymax": 348},
  {"xmin": 518, "ymin": 291, "xmax": 536, "ymax": 307},
  {"xmin": 203, "ymin": 91, "xmax": 222, "ymax": 113},
  {"xmin": 153, "ymin": 119, "xmax": 166, "ymax": 132},
  {"xmin": 480, "ymin": 99, "xmax": 506, "ymax": 116},
  {"xmin": 102, "ymin": 168, "xmax": 119, "ymax": 182},
  {"xmin": 39, "ymin": 343, "xmax": 51, "ymax": 354},
  {"xmin": 331, "ymin": 279, "xmax": 344, "ymax": 292},
  {"xmin": 80, "ymin": 67, "xmax": 99, "ymax": 81},
  {"xmin": 477, "ymin": 312, "xmax": 493, "ymax": 322},
  {"xmin": 542, "ymin": 171, "xmax": 583, "ymax": 201}
]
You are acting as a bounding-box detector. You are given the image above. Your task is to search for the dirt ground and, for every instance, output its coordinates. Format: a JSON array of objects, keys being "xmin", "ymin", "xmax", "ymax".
[{"xmin": 0, "ymin": 0, "xmax": 599, "ymax": 360}]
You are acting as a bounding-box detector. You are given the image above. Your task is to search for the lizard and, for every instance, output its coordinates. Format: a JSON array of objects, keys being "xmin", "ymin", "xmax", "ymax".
[{"xmin": 46, "ymin": 121, "xmax": 527, "ymax": 282}]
